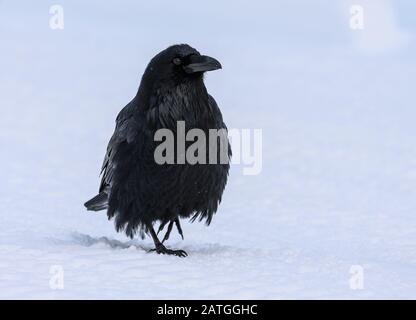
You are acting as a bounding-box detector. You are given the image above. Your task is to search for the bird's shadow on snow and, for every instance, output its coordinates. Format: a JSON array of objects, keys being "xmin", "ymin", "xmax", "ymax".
[
  {"xmin": 50, "ymin": 232, "xmax": 249, "ymax": 256},
  {"xmin": 69, "ymin": 232, "xmax": 147, "ymax": 251}
]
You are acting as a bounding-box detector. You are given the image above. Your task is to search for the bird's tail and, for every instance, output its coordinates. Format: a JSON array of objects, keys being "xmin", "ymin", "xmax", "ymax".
[{"xmin": 84, "ymin": 192, "xmax": 108, "ymax": 211}]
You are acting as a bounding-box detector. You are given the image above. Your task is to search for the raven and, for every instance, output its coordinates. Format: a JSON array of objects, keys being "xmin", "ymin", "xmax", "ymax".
[{"xmin": 84, "ymin": 44, "xmax": 230, "ymax": 257}]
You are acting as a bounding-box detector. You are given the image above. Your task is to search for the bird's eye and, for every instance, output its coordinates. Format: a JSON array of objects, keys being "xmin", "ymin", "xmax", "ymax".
[{"xmin": 172, "ymin": 57, "xmax": 182, "ymax": 65}]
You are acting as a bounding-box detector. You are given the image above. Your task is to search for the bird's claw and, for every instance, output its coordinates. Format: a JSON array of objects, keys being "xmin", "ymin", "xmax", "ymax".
[{"xmin": 148, "ymin": 244, "xmax": 188, "ymax": 257}]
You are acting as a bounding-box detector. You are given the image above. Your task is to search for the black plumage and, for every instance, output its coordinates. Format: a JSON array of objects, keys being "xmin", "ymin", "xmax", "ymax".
[{"xmin": 84, "ymin": 44, "xmax": 230, "ymax": 257}]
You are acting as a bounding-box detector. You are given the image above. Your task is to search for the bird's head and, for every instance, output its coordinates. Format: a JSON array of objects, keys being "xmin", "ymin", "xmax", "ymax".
[{"xmin": 142, "ymin": 44, "xmax": 222, "ymax": 87}]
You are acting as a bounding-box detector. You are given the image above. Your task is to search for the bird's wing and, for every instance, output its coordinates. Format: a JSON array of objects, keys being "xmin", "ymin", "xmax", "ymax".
[{"xmin": 99, "ymin": 102, "xmax": 138, "ymax": 192}]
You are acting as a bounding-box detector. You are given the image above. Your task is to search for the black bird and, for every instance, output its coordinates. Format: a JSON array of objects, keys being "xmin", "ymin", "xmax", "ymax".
[{"xmin": 84, "ymin": 44, "xmax": 230, "ymax": 257}]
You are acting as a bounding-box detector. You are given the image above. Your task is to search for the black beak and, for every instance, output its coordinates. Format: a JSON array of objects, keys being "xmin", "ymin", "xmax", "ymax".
[{"xmin": 184, "ymin": 55, "xmax": 222, "ymax": 74}]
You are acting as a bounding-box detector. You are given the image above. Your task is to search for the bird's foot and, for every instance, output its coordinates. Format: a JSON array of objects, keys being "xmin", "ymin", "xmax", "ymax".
[{"xmin": 149, "ymin": 244, "xmax": 188, "ymax": 258}]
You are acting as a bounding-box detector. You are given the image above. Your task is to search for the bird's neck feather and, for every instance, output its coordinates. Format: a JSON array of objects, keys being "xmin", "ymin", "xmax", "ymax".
[{"xmin": 137, "ymin": 78, "xmax": 212, "ymax": 129}]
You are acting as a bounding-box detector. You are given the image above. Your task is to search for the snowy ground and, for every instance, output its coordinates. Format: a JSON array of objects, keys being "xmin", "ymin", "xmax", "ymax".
[{"xmin": 1, "ymin": 0, "xmax": 416, "ymax": 299}]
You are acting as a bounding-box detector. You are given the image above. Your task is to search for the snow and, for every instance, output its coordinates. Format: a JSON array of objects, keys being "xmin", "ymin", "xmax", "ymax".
[{"xmin": 1, "ymin": 0, "xmax": 416, "ymax": 299}]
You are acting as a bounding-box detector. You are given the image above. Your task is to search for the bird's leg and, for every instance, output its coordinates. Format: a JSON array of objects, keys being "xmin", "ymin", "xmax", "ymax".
[
  {"xmin": 147, "ymin": 223, "xmax": 187, "ymax": 257},
  {"xmin": 175, "ymin": 218, "xmax": 184, "ymax": 240},
  {"xmin": 157, "ymin": 220, "xmax": 169, "ymax": 235},
  {"xmin": 162, "ymin": 220, "xmax": 174, "ymax": 243},
  {"xmin": 162, "ymin": 218, "xmax": 184, "ymax": 243}
]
